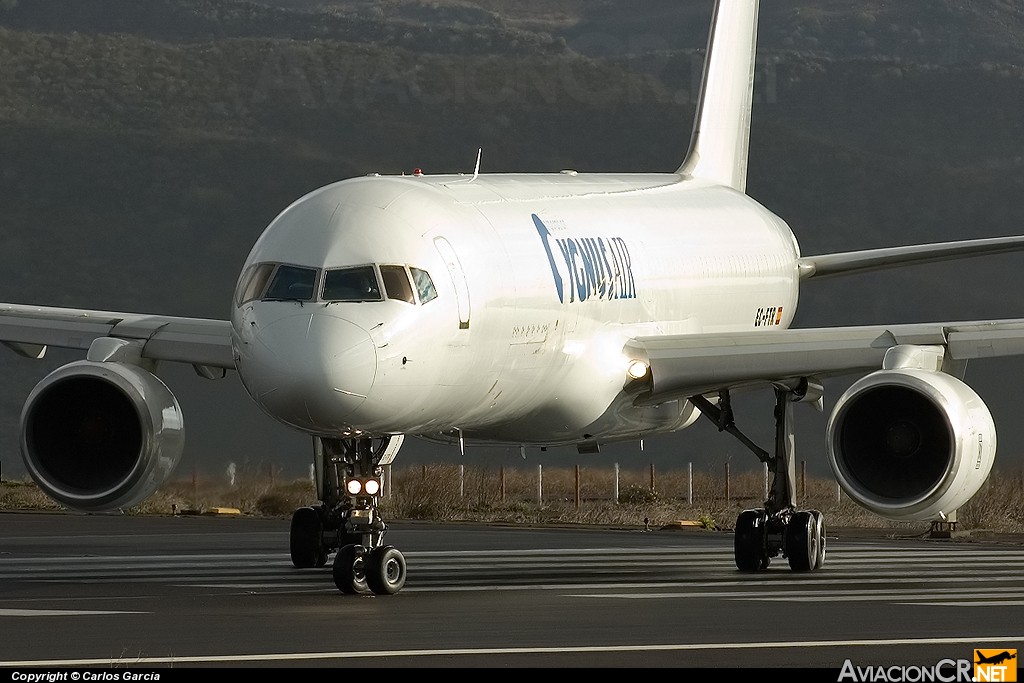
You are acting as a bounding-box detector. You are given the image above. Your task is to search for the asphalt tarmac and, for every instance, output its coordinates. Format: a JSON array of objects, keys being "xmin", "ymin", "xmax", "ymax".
[{"xmin": 0, "ymin": 512, "xmax": 1021, "ymax": 671}]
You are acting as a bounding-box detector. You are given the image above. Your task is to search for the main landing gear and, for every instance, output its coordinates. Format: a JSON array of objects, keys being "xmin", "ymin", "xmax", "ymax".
[
  {"xmin": 288, "ymin": 435, "xmax": 408, "ymax": 595},
  {"xmin": 691, "ymin": 384, "xmax": 827, "ymax": 573}
]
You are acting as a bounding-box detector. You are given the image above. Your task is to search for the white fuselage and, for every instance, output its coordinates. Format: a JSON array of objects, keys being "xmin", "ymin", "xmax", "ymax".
[{"xmin": 230, "ymin": 172, "xmax": 800, "ymax": 448}]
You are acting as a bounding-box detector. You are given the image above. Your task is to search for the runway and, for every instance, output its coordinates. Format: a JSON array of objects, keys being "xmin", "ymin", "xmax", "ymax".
[{"xmin": 0, "ymin": 512, "xmax": 1021, "ymax": 669}]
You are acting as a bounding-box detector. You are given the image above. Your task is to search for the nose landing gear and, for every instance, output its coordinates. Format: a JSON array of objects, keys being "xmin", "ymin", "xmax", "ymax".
[{"xmin": 289, "ymin": 435, "xmax": 408, "ymax": 595}]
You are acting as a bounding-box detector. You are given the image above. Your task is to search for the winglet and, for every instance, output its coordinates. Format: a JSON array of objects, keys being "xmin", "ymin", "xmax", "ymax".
[{"xmin": 678, "ymin": 0, "xmax": 761, "ymax": 193}]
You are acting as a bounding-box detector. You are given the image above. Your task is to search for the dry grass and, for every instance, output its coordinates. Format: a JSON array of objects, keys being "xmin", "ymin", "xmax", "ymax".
[
  {"xmin": 380, "ymin": 464, "xmax": 941, "ymax": 532},
  {"xmin": 0, "ymin": 479, "xmax": 63, "ymax": 512},
  {"xmin": 957, "ymin": 470, "xmax": 1024, "ymax": 532},
  {"xmin": 2, "ymin": 464, "xmax": 1023, "ymax": 534}
]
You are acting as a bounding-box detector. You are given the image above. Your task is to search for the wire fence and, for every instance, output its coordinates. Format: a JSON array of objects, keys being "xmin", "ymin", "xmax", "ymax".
[
  {"xmin": 384, "ymin": 461, "xmax": 842, "ymax": 507},
  {"xmin": 5, "ymin": 461, "xmax": 1021, "ymax": 533}
]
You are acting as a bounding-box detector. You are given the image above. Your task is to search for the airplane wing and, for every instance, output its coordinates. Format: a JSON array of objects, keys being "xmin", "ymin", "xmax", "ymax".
[
  {"xmin": 0, "ymin": 302, "xmax": 234, "ymax": 372},
  {"xmin": 797, "ymin": 236, "xmax": 1024, "ymax": 280},
  {"xmin": 623, "ymin": 318, "xmax": 1024, "ymax": 405}
]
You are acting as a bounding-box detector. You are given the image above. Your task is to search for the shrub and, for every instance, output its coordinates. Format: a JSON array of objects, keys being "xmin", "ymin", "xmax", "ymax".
[{"xmin": 618, "ymin": 484, "xmax": 658, "ymax": 506}]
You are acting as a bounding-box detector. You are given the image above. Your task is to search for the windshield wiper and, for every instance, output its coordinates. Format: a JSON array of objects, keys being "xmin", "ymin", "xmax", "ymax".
[{"xmin": 264, "ymin": 298, "xmax": 306, "ymax": 306}]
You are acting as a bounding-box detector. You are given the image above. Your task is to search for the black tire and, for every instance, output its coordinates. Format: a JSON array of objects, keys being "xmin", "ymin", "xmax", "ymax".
[
  {"xmin": 811, "ymin": 509, "xmax": 826, "ymax": 569},
  {"xmin": 734, "ymin": 509, "xmax": 768, "ymax": 572},
  {"xmin": 365, "ymin": 545, "xmax": 407, "ymax": 595},
  {"xmin": 333, "ymin": 544, "xmax": 369, "ymax": 594},
  {"xmin": 290, "ymin": 507, "xmax": 326, "ymax": 569},
  {"xmin": 785, "ymin": 510, "xmax": 818, "ymax": 572}
]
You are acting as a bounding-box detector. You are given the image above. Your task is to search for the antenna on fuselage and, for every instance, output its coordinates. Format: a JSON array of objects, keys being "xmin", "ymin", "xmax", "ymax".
[
  {"xmin": 450, "ymin": 148, "xmax": 483, "ymax": 184},
  {"xmin": 472, "ymin": 148, "xmax": 482, "ymax": 180}
]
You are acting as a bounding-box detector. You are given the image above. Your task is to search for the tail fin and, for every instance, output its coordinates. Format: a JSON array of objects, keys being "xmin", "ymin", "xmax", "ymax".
[{"xmin": 678, "ymin": 0, "xmax": 760, "ymax": 193}]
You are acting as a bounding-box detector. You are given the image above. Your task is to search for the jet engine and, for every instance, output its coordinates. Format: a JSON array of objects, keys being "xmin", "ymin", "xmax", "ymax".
[
  {"xmin": 825, "ymin": 368, "xmax": 995, "ymax": 521},
  {"xmin": 20, "ymin": 360, "xmax": 184, "ymax": 512}
]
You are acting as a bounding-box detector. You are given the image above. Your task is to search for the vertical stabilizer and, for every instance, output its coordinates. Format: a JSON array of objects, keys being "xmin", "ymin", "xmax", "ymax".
[{"xmin": 677, "ymin": 0, "xmax": 760, "ymax": 193}]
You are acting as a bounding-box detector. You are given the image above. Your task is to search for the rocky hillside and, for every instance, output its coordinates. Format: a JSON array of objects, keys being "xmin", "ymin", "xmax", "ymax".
[{"xmin": 0, "ymin": 0, "xmax": 1022, "ymax": 480}]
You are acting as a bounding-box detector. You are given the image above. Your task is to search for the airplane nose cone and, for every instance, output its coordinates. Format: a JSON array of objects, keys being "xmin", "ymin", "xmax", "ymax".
[{"xmin": 239, "ymin": 311, "xmax": 376, "ymax": 430}]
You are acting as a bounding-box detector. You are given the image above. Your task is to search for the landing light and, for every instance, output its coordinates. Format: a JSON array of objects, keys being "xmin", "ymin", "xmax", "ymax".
[
  {"xmin": 346, "ymin": 478, "xmax": 382, "ymax": 496},
  {"xmin": 626, "ymin": 360, "xmax": 650, "ymax": 380}
]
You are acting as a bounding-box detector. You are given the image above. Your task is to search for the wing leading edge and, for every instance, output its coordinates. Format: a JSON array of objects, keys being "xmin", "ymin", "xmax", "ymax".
[
  {"xmin": 624, "ymin": 319, "xmax": 1024, "ymax": 406},
  {"xmin": 0, "ymin": 303, "xmax": 234, "ymax": 371}
]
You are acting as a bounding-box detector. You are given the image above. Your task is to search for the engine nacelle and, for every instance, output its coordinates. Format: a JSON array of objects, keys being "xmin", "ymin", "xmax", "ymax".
[
  {"xmin": 826, "ymin": 368, "xmax": 995, "ymax": 521},
  {"xmin": 20, "ymin": 361, "xmax": 185, "ymax": 512}
]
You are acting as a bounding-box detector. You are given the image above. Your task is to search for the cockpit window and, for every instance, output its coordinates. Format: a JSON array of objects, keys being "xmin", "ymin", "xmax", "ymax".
[
  {"xmin": 238, "ymin": 262, "xmax": 436, "ymax": 305},
  {"xmin": 264, "ymin": 264, "xmax": 317, "ymax": 301},
  {"xmin": 235, "ymin": 262, "xmax": 276, "ymax": 305},
  {"xmin": 410, "ymin": 267, "xmax": 438, "ymax": 304},
  {"xmin": 322, "ymin": 265, "xmax": 382, "ymax": 302},
  {"xmin": 380, "ymin": 265, "xmax": 415, "ymax": 304}
]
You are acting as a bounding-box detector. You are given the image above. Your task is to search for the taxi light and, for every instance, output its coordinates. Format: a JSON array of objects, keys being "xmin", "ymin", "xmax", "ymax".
[{"xmin": 346, "ymin": 479, "xmax": 362, "ymax": 495}]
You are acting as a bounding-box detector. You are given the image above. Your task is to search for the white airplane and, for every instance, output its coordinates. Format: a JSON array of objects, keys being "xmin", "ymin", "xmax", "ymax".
[{"xmin": 3, "ymin": 0, "xmax": 1024, "ymax": 595}]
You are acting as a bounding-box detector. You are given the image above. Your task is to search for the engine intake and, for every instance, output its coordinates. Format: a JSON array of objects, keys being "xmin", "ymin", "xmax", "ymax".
[
  {"xmin": 20, "ymin": 361, "xmax": 184, "ymax": 512},
  {"xmin": 826, "ymin": 368, "xmax": 995, "ymax": 521}
]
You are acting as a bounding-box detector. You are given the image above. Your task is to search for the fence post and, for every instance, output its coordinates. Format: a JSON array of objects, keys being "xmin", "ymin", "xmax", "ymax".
[
  {"xmin": 725, "ymin": 462, "xmax": 730, "ymax": 502},
  {"xmin": 537, "ymin": 464, "xmax": 543, "ymax": 504},
  {"xmin": 459, "ymin": 464, "xmax": 464, "ymax": 499},
  {"xmin": 688, "ymin": 462, "xmax": 693, "ymax": 505},
  {"xmin": 649, "ymin": 463, "xmax": 655, "ymax": 492},
  {"xmin": 614, "ymin": 462, "xmax": 620, "ymax": 504},
  {"xmin": 575, "ymin": 465, "xmax": 581, "ymax": 510}
]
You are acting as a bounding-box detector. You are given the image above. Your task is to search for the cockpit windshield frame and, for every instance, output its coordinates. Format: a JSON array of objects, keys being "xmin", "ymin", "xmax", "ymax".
[{"xmin": 236, "ymin": 261, "xmax": 440, "ymax": 307}]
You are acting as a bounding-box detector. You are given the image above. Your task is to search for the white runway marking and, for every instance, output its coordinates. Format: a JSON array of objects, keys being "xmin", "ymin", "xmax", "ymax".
[
  {"xmin": 0, "ymin": 608, "xmax": 146, "ymax": 616},
  {"xmin": 2, "ymin": 636, "xmax": 1021, "ymax": 667},
  {"xmin": 572, "ymin": 586, "xmax": 1024, "ymax": 600}
]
